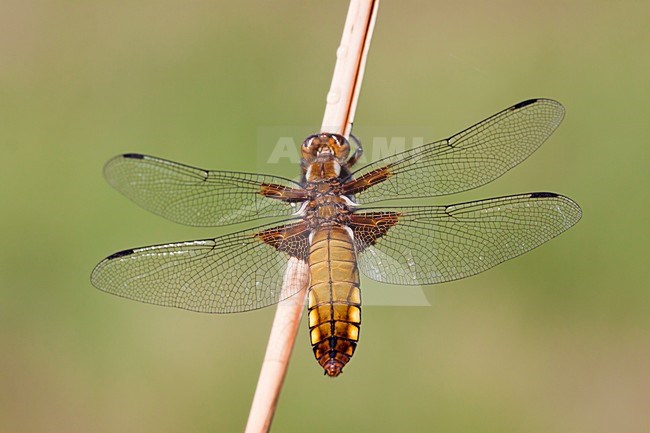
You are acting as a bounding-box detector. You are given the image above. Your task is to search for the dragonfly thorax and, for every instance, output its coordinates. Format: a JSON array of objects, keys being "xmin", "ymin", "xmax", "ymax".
[
  {"xmin": 303, "ymin": 188, "xmax": 353, "ymax": 226},
  {"xmin": 305, "ymin": 160, "xmax": 342, "ymax": 182}
]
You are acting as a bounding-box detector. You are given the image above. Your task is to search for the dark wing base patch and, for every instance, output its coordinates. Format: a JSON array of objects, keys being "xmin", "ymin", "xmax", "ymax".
[
  {"xmin": 349, "ymin": 212, "xmax": 401, "ymax": 252},
  {"xmin": 255, "ymin": 221, "xmax": 311, "ymax": 261}
]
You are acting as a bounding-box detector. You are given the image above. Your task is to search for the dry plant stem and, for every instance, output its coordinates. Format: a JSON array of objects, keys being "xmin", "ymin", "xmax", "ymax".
[
  {"xmin": 244, "ymin": 1, "xmax": 379, "ymax": 432},
  {"xmin": 321, "ymin": 0, "xmax": 379, "ymax": 136}
]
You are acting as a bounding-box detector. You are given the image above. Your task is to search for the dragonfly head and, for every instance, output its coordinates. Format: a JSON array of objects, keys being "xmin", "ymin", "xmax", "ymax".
[{"xmin": 301, "ymin": 133, "xmax": 350, "ymax": 163}]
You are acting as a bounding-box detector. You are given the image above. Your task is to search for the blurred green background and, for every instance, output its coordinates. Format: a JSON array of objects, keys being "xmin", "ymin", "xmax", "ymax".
[{"xmin": 1, "ymin": 1, "xmax": 648, "ymax": 432}]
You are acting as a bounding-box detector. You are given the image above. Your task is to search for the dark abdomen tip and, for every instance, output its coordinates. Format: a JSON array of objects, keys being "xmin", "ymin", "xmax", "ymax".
[{"xmin": 323, "ymin": 359, "xmax": 344, "ymax": 377}]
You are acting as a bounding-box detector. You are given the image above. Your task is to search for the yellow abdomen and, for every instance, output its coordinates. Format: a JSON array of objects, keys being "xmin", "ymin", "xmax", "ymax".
[{"xmin": 307, "ymin": 225, "xmax": 361, "ymax": 377}]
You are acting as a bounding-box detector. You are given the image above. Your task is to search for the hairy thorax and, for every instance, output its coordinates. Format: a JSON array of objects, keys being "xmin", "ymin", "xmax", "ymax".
[
  {"xmin": 300, "ymin": 156, "xmax": 355, "ymax": 229},
  {"xmin": 302, "ymin": 179, "xmax": 354, "ymax": 228}
]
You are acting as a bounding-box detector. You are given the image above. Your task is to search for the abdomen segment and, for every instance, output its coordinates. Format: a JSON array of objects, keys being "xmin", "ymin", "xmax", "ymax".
[{"xmin": 307, "ymin": 226, "xmax": 361, "ymax": 377}]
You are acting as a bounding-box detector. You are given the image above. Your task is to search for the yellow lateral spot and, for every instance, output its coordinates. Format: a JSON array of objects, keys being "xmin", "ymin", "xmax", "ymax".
[
  {"xmin": 310, "ymin": 327, "xmax": 322, "ymax": 345},
  {"xmin": 347, "ymin": 306, "xmax": 361, "ymax": 323},
  {"xmin": 308, "ymin": 309, "xmax": 320, "ymax": 328}
]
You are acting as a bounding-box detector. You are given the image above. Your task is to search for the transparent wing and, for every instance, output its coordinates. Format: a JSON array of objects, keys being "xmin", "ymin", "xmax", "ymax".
[
  {"xmin": 348, "ymin": 99, "xmax": 565, "ymax": 204},
  {"xmin": 91, "ymin": 221, "xmax": 310, "ymax": 313},
  {"xmin": 104, "ymin": 154, "xmax": 304, "ymax": 227},
  {"xmin": 353, "ymin": 193, "xmax": 581, "ymax": 285}
]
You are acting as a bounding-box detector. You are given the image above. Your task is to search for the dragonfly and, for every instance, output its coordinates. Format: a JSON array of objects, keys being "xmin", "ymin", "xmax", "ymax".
[{"xmin": 91, "ymin": 99, "xmax": 581, "ymax": 377}]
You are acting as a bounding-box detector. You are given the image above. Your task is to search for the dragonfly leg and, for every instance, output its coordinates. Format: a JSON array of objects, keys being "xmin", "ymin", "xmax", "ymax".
[{"xmin": 346, "ymin": 133, "xmax": 364, "ymax": 167}]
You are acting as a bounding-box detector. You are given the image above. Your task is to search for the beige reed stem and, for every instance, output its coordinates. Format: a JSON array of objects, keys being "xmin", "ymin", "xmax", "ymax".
[{"xmin": 244, "ymin": 2, "xmax": 379, "ymax": 432}]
